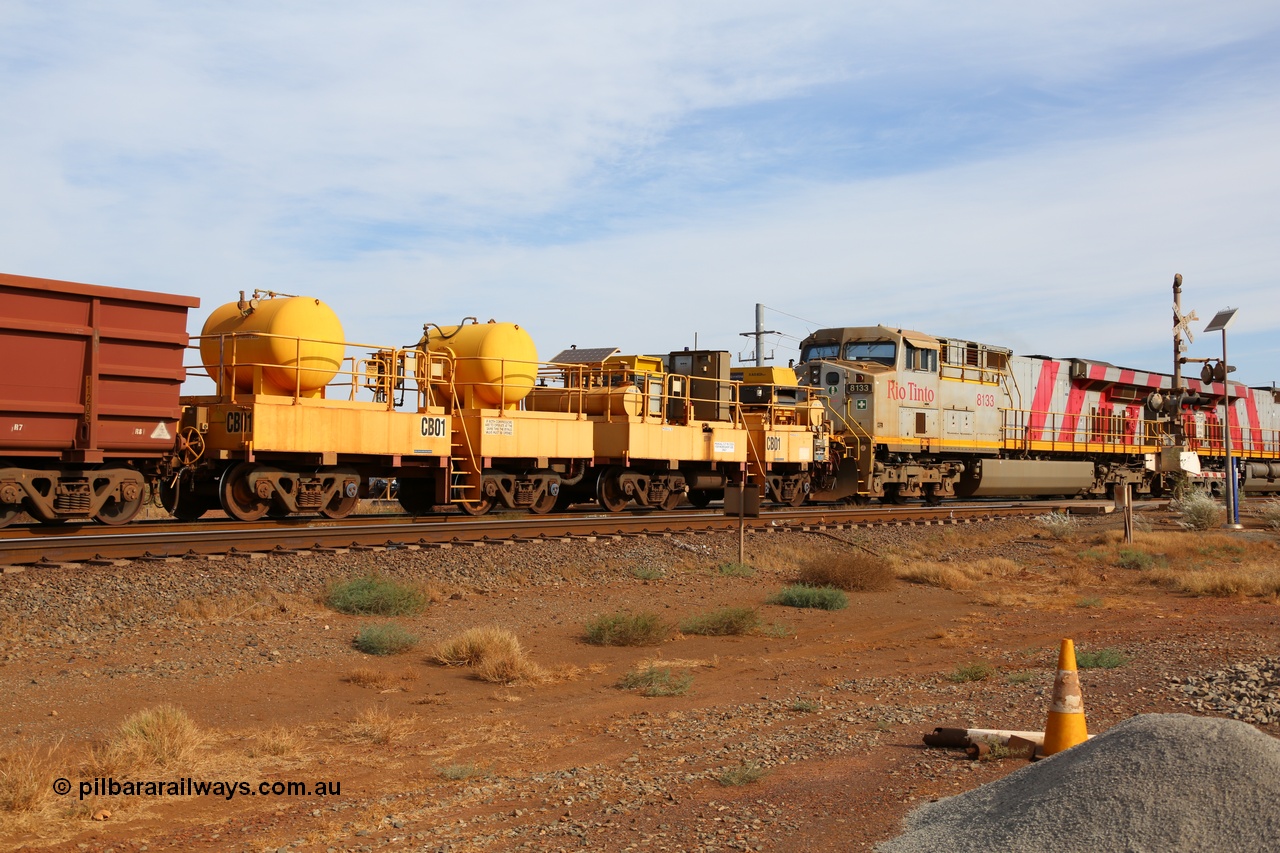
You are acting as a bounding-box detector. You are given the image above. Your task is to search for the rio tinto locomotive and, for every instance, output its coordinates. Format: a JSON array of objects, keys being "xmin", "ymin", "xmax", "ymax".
[{"xmin": 797, "ymin": 325, "xmax": 1280, "ymax": 503}]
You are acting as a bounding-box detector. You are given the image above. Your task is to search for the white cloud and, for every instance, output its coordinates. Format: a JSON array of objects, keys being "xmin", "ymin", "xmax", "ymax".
[{"xmin": 1, "ymin": 2, "xmax": 1277, "ymax": 383}]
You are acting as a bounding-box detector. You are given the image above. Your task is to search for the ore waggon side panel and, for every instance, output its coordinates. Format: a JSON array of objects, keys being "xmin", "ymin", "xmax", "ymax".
[{"xmin": 0, "ymin": 272, "xmax": 199, "ymax": 525}]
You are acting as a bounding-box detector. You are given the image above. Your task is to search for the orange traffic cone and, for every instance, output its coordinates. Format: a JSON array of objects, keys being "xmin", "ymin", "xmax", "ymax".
[{"xmin": 1041, "ymin": 639, "xmax": 1089, "ymax": 756}]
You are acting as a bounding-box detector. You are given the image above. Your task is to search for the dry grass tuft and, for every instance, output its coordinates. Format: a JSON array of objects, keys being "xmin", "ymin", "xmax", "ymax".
[
  {"xmin": 1050, "ymin": 564, "xmax": 1097, "ymax": 587},
  {"xmin": 796, "ymin": 552, "xmax": 895, "ymax": 591},
  {"xmin": 246, "ymin": 726, "xmax": 307, "ymax": 759},
  {"xmin": 342, "ymin": 707, "xmax": 417, "ymax": 745},
  {"xmin": 88, "ymin": 705, "xmax": 205, "ymax": 774},
  {"xmin": 174, "ymin": 590, "xmax": 305, "ymax": 622},
  {"xmin": 431, "ymin": 627, "xmax": 574, "ymax": 686},
  {"xmin": 969, "ymin": 557, "xmax": 1019, "ymax": 578},
  {"xmin": 473, "ymin": 653, "xmax": 548, "ymax": 686},
  {"xmin": 896, "ymin": 562, "xmax": 981, "ymax": 590},
  {"xmin": 0, "ymin": 739, "xmax": 61, "ymax": 814},
  {"xmin": 1146, "ymin": 566, "xmax": 1280, "ymax": 598},
  {"xmin": 344, "ymin": 667, "xmax": 419, "ymax": 689},
  {"xmin": 432, "ymin": 626, "xmax": 523, "ymax": 667}
]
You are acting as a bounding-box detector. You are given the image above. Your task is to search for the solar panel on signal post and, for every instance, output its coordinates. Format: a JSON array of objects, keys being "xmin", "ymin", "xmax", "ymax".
[{"xmin": 1203, "ymin": 307, "xmax": 1242, "ymax": 530}]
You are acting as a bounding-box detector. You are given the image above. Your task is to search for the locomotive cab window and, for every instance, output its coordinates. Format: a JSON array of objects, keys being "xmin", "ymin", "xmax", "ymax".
[
  {"xmin": 905, "ymin": 343, "xmax": 937, "ymax": 373},
  {"xmin": 842, "ymin": 341, "xmax": 896, "ymax": 366},
  {"xmin": 800, "ymin": 342, "xmax": 841, "ymax": 362}
]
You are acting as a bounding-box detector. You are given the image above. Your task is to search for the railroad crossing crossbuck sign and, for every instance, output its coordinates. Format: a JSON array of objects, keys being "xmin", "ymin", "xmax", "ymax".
[{"xmin": 1173, "ymin": 304, "xmax": 1198, "ymax": 349}]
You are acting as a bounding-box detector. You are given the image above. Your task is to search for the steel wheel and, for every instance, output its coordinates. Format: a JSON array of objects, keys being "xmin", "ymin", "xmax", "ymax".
[
  {"xmin": 397, "ymin": 478, "xmax": 435, "ymax": 516},
  {"xmin": 320, "ymin": 467, "xmax": 361, "ymax": 519},
  {"xmin": 789, "ymin": 478, "xmax": 810, "ymax": 507},
  {"xmin": 456, "ymin": 495, "xmax": 493, "ymax": 516},
  {"xmin": 661, "ymin": 489, "xmax": 685, "ymax": 511},
  {"xmin": 687, "ymin": 489, "xmax": 714, "ymax": 509},
  {"xmin": 219, "ymin": 462, "xmax": 270, "ymax": 521},
  {"xmin": 0, "ymin": 503, "xmax": 21, "ymax": 528},
  {"xmin": 596, "ymin": 468, "xmax": 629, "ymax": 513},
  {"xmin": 94, "ymin": 491, "xmax": 145, "ymax": 525},
  {"xmin": 158, "ymin": 477, "xmax": 209, "ymax": 521},
  {"xmin": 93, "ymin": 469, "xmax": 145, "ymax": 526}
]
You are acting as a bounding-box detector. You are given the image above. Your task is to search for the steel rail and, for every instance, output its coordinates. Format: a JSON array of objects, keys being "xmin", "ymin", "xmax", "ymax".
[{"xmin": 0, "ymin": 501, "xmax": 1093, "ymax": 568}]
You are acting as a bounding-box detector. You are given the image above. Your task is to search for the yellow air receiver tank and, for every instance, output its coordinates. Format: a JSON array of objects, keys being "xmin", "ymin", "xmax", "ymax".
[
  {"xmin": 422, "ymin": 320, "xmax": 537, "ymax": 410},
  {"xmin": 200, "ymin": 294, "xmax": 345, "ymax": 398}
]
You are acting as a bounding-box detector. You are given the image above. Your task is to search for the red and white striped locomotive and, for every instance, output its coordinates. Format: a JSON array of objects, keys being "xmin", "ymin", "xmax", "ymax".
[{"xmin": 797, "ymin": 325, "xmax": 1280, "ymax": 503}]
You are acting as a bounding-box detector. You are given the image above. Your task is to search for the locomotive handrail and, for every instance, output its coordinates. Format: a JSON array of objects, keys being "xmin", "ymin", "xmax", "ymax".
[{"xmin": 1002, "ymin": 407, "xmax": 1169, "ymax": 454}]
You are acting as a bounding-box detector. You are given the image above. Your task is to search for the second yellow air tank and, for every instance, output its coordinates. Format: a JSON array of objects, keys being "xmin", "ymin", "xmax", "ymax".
[{"xmin": 421, "ymin": 320, "xmax": 538, "ymax": 409}]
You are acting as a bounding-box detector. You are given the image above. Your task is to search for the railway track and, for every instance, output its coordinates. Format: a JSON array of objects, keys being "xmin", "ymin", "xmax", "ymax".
[{"xmin": 0, "ymin": 500, "xmax": 1104, "ymax": 568}]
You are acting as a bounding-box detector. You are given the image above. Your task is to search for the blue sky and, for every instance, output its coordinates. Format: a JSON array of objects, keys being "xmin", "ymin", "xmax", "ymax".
[{"xmin": 3, "ymin": 2, "xmax": 1278, "ymax": 385}]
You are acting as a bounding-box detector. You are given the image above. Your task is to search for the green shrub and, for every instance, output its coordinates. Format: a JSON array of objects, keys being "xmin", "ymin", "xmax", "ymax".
[
  {"xmin": 631, "ymin": 566, "xmax": 664, "ymax": 580},
  {"xmin": 949, "ymin": 662, "xmax": 995, "ymax": 683},
  {"xmin": 1075, "ymin": 596, "xmax": 1103, "ymax": 608},
  {"xmin": 583, "ymin": 612, "xmax": 671, "ymax": 646},
  {"xmin": 768, "ymin": 585, "xmax": 848, "ymax": 610},
  {"xmin": 1075, "ymin": 648, "xmax": 1129, "ymax": 669},
  {"xmin": 1116, "ymin": 548, "xmax": 1155, "ymax": 571},
  {"xmin": 796, "ymin": 553, "xmax": 894, "ymax": 591},
  {"xmin": 1035, "ymin": 511, "xmax": 1079, "ymax": 540},
  {"xmin": 716, "ymin": 761, "xmax": 768, "ymax": 786},
  {"xmin": 1170, "ymin": 490, "xmax": 1225, "ymax": 530},
  {"xmin": 618, "ymin": 665, "xmax": 692, "ymax": 697},
  {"xmin": 789, "ymin": 699, "xmax": 820, "ymax": 712},
  {"xmin": 1005, "ymin": 670, "xmax": 1035, "ymax": 684},
  {"xmin": 679, "ymin": 607, "xmax": 760, "ymax": 636},
  {"xmin": 717, "ymin": 562, "xmax": 755, "ymax": 578},
  {"xmin": 326, "ymin": 575, "xmax": 427, "ymax": 616},
  {"xmin": 353, "ymin": 623, "xmax": 419, "ymax": 655}
]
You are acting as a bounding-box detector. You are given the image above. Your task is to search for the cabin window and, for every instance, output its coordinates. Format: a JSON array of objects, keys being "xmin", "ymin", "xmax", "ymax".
[
  {"xmin": 905, "ymin": 343, "xmax": 937, "ymax": 372},
  {"xmin": 800, "ymin": 342, "xmax": 841, "ymax": 362},
  {"xmin": 843, "ymin": 341, "xmax": 897, "ymax": 366}
]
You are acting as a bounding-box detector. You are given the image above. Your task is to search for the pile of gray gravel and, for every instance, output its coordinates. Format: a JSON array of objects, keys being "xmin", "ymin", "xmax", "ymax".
[{"xmin": 879, "ymin": 714, "xmax": 1280, "ymax": 853}]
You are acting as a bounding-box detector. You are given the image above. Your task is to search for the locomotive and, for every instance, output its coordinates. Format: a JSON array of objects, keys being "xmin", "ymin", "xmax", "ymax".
[{"xmin": 797, "ymin": 325, "xmax": 1280, "ymax": 503}]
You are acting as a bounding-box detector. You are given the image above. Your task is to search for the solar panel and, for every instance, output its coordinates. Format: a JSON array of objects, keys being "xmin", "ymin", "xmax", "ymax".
[{"xmin": 549, "ymin": 346, "xmax": 619, "ymax": 364}]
